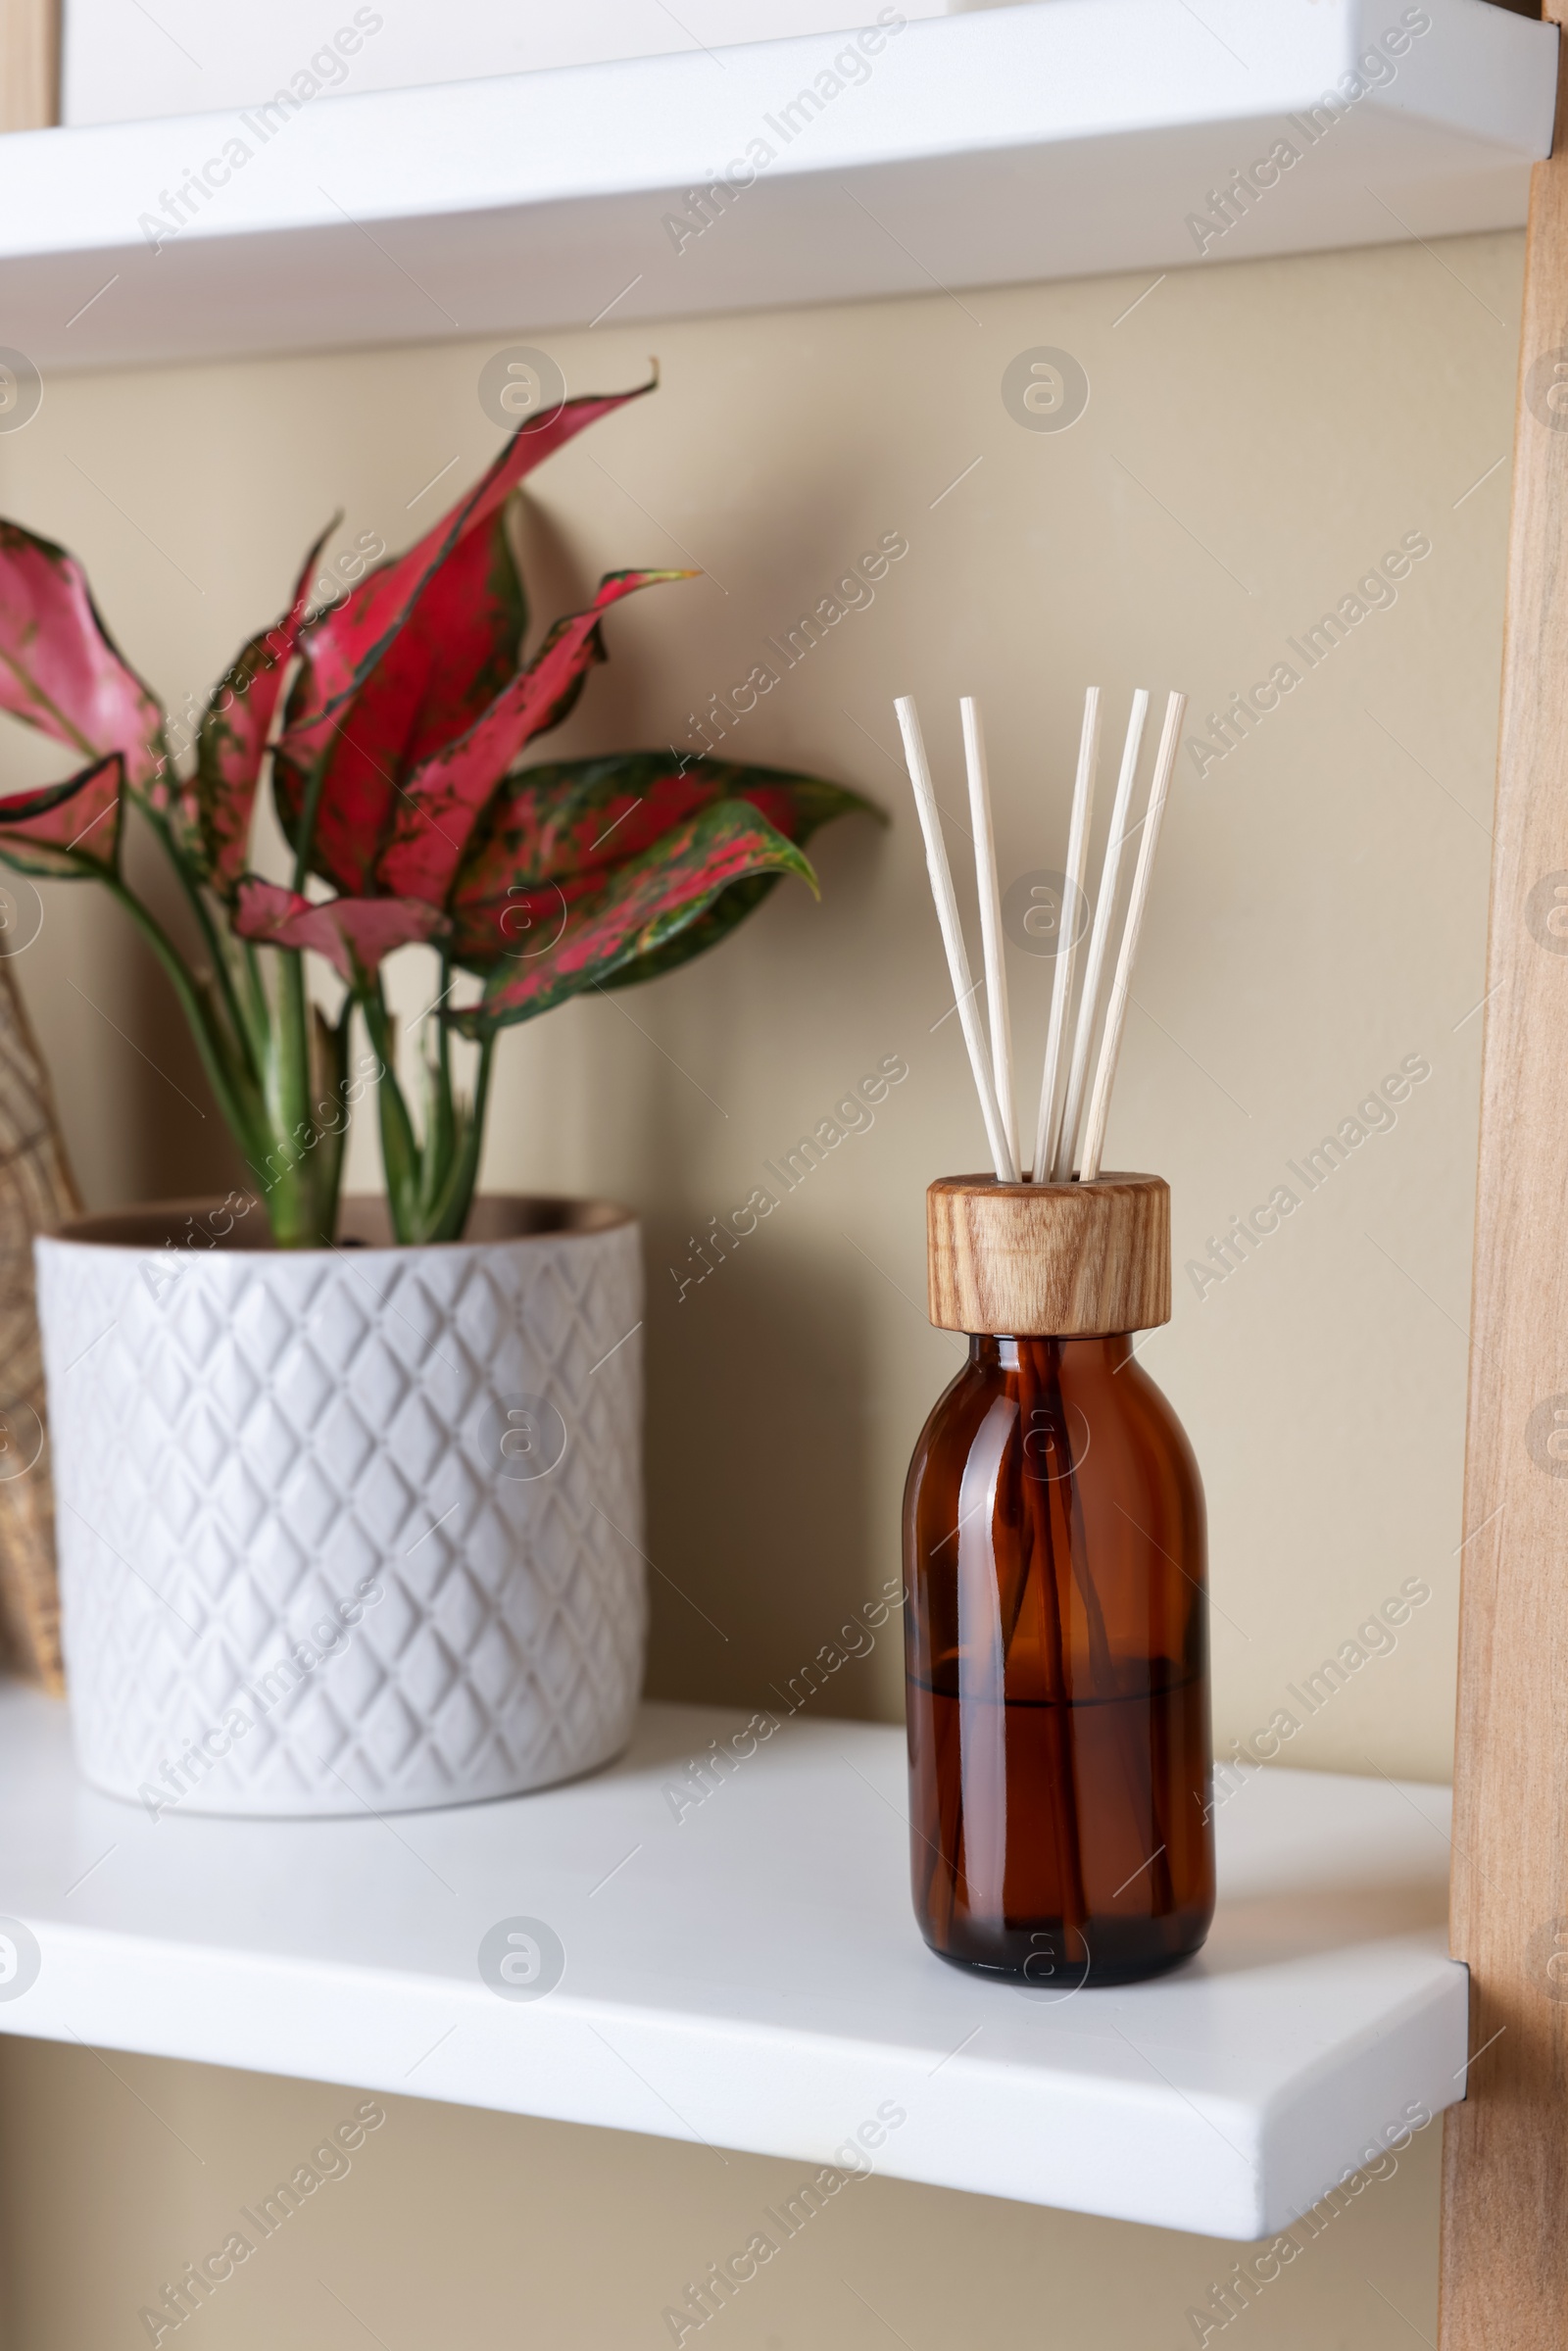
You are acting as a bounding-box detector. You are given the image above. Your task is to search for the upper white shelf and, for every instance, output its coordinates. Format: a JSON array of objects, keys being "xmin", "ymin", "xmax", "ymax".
[
  {"xmin": 0, "ymin": 0, "xmax": 1553, "ymax": 371},
  {"xmin": 0, "ymin": 1684, "xmax": 1464, "ymax": 2240}
]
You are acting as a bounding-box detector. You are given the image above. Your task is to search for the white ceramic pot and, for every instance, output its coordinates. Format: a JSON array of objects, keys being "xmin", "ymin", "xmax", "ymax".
[{"xmin": 34, "ymin": 1195, "xmax": 646, "ymax": 1818}]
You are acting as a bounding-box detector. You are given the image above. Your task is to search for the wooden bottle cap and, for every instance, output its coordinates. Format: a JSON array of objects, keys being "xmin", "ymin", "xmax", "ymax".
[{"xmin": 926, "ymin": 1171, "xmax": 1171, "ymax": 1337}]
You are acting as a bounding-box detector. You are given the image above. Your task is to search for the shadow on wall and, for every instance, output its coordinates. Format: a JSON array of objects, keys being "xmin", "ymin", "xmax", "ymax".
[{"xmin": 642, "ymin": 1228, "xmax": 877, "ymax": 1720}]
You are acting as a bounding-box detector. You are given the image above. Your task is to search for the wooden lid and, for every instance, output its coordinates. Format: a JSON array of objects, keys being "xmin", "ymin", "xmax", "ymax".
[{"xmin": 926, "ymin": 1171, "xmax": 1171, "ymax": 1337}]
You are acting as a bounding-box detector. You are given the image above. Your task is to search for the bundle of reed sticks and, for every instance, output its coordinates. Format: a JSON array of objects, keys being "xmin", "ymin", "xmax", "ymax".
[{"xmin": 896, "ymin": 685, "xmax": 1186, "ymax": 1185}]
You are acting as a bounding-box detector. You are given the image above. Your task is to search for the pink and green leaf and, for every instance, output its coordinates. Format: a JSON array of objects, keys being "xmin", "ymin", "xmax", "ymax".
[
  {"xmin": 0, "ymin": 523, "xmax": 163, "ymax": 791},
  {"xmin": 280, "ymin": 380, "xmax": 655, "ymax": 757},
  {"xmin": 449, "ymin": 751, "xmax": 880, "ymax": 970},
  {"xmin": 194, "ymin": 522, "xmax": 334, "ymax": 897},
  {"xmin": 375, "ymin": 569, "xmax": 692, "ymax": 907},
  {"xmin": 0, "ymin": 752, "xmax": 125, "ymax": 877},
  {"xmin": 272, "ymin": 507, "xmax": 531, "ymax": 878},
  {"xmin": 595, "ymin": 872, "xmax": 783, "ymax": 994},
  {"xmin": 232, "ymin": 878, "xmax": 448, "ymax": 983},
  {"xmin": 450, "ymin": 800, "xmax": 823, "ymax": 1037}
]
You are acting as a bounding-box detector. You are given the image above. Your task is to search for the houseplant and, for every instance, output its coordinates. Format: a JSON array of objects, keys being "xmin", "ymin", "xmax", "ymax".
[{"xmin": 1, "ymin": 375, "xmax": 875, "ymax": 1814}]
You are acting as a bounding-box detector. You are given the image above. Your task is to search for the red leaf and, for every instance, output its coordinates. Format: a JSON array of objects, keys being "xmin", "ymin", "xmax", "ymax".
[
  {"xmin": 233, "ymin": 878, "xmax": 447, "ymax": 983},
  {"xmin": 0, "ymin": 523, "xmax": 163, "ymax": 791},
  {"xmin": 280, "ymin": 380, "xmax": 655, "ymax": 764},
  {"xmin": 377, "ymin": 568, "xmax": 692, "ymax": 906},
  {"xmin": 194, "ymin": 523, "xmax": 333, "ymax": 896},
  {"xmin": 272, "ymin": 509, "xmax": 528, "ymax": 895},
  {"xmin": 0, "ymin": 752, "xmax": 124, "ymax": 876}
]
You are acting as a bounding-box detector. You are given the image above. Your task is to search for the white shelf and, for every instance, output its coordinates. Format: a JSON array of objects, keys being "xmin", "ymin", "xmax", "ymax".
[
  {"xmin": 59, "ymin": 0, "xmax": 966, "ymax": 127},
  {"xmin": 0, "ymin": 0, "xmax": 1552, "ymax": 371},
  {"xmin": 0, "ymin": 1685, "xmax": 1465, "ymax": 2239}
]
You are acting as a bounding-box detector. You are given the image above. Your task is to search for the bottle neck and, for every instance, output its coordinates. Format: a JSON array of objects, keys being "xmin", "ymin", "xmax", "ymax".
[{"xmin": 970, "ymin": 1333, "xmax": 1135, "ymax": 1372}]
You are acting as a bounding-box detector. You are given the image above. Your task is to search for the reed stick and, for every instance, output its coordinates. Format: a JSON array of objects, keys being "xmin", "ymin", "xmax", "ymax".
[
  {"xmin": 1054, "ymin": 689, "xmax": 1149, "ymax": 1181},
  {"xmin": 959, "ymin": 697, "xmax": 1020, "ymax": 1184},
  {"xmin": 896, "ymin": 695, "xmax": 1015, "ymax": 1183},
  {"xmin": 1030, "ymin": 688, "xmax": 1100, "ymax": 1185},
  {"xmin": 1077, "ymin": 692, "xmax": 1186, "ymax": 1183}
]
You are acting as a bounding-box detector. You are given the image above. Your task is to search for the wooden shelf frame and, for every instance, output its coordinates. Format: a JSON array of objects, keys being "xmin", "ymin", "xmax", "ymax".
[
  {"xmin": 0, "ymin": 0, "xmax": 56, "ymax": 133},
  {"xmin": 1441, "ymin": 5, "xmax": 1568, "ymax": 2345}
]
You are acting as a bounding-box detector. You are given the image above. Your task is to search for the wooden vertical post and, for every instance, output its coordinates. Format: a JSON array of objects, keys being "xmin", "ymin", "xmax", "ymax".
[
  {"xmin": 1441, "ymin": 11, "xmax": 1568, "ymax": 2346},
  {"xmin": 0, "ymin": 0, "xmax": 58, "ymax": 132}
]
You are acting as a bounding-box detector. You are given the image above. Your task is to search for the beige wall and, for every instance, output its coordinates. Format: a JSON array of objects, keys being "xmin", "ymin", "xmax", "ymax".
[
  {"xmin": 0, "ymin": 2036, "xmax": 1444, "ymax": 2348},
  {"xmin": 0, "ymin": 225, "xmax": 1518, "ymax": 2345}
]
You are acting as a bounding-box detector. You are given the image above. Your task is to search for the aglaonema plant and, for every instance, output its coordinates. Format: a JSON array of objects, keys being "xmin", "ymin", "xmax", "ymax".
[{"xmin": 0, "ymin": 379, "xmax": 878, "ymax": 1246}]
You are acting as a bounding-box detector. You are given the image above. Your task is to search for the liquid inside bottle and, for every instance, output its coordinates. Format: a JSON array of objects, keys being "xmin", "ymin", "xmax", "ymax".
[{"xmin": 904, "ymin": 1333, "xmax": 1214, "ymax": 1986}]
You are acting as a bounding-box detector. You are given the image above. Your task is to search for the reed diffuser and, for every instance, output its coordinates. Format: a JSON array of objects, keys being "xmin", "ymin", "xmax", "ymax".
[{"xmin": 897, "ymin": 686, "xmax": 1213, "ymax": 1988}]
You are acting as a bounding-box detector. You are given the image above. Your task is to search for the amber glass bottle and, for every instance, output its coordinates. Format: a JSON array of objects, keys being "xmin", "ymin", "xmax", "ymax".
[{"xmin": 905, "ymin": 1175, "xmax": 1214, "ymax": 1986}]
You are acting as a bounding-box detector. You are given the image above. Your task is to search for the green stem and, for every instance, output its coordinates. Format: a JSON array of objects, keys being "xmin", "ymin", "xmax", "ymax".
[
  {"xmin": 103, "ymin": 876, "xmax": 269, "ymax": 1172},
  {"xmin": 359, "ymin": 978, "xmax": 421, "ymax": 1239},
  {"xmin": 423, "ymin": 1034, "xmax": 493, "ymax": 1242},
  {"xmin": 82, "ymin": 734, "xmax": 366, "ymax": 1250},
  {"xmin": 261, "ymin": 948, "xmax": 324, "ymax": 1244},
  {"xmin": 147, "ymin": 807, "xmax": 262, "ymax": 1081},
  {"xmin": 239, "ymin": 940, "xmax": 270, "ymax": 1053},
  {"xmin": 309, "ymin": 995, "xmax": 353, "ymax": 1238},
  {"xmin": 418, "ymin": 956, "xmax": 459, "ymax": 1222}
]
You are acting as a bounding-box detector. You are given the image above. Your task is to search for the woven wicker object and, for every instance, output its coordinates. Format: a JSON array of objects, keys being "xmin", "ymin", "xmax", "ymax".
[{"xmin": 0, "ymin": 950, "xmax": 80, "ymax": 1691}]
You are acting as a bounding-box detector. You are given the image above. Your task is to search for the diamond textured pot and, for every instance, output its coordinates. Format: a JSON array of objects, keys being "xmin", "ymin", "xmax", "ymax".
[{"xmin": 34, "ymin": 1196, "xmax": 646, "ymax": 1818}]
